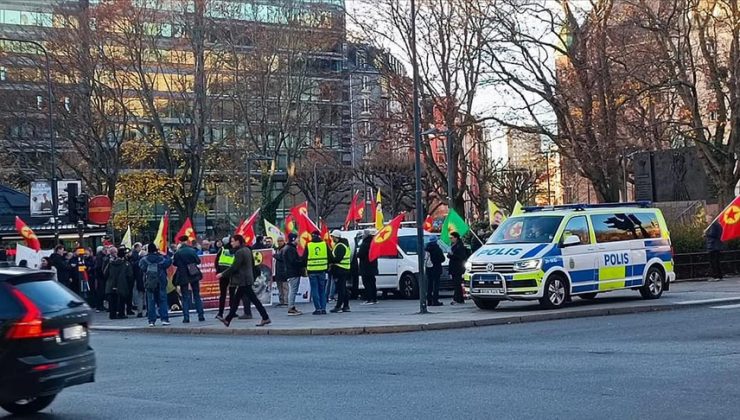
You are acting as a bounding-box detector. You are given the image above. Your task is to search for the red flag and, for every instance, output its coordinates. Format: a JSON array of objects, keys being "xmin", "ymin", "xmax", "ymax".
[
  {"xmin": 235, "ymin": 208, "xmax": 260, "ymax": 246},
  {"xmin": 344, "ymin": 194, "xmax": 357, "ymax": 230},
  {"xmin": 718, "ymin": 196, "xmax": 740, "ymax": 241},
  {"xmin": 291, "ymin": 202, "xmax": 319, "ymax": 255},
  {"xmin": 369, "ymin": 213, "xmax": 404, "ymax": 262},
  {"xmin": 15, "ymin": 216, "xmax": 41, "ymax": 251},
  {"xmin": 344, "ymin": 192, "xmax": 364, "ymax": 229},
  {"xmin": 175, "ymin": 217, "xmax": 197, "ymax": 244},
  {"xmin": 320, "ymin": 218, "xmax": 334, "ymax": 248},
  {"xmin": 284, "ymin": 214, "xmax": 295, "ymax": 236},
  {"xmin": 423, "ymin": 215, "xmax": 434, "ymax": 232}
]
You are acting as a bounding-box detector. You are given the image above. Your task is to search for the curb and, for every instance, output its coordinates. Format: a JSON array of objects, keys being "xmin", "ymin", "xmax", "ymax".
[{"xmin": 90, "ymin": 296, "xmax": 740, "ymax": 337}]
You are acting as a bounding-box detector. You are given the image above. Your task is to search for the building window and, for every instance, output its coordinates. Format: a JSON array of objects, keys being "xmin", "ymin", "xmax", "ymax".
[
  {"xmin": 360, "ymin": 121, "xmax": 370, "ymax": 136},
  {"xmin": 0, "ymin": 66, "xmax": 6, "ymax": 81},
  {"xmin": 357, "ymin": 50, "xmax": 366, "ymax": 68},
  {"xmin": 362, "ymin": 76, "xmax": 369, "ymax": 91},
  {"xmin": 64, "ymin": 97, "xmax": 71, "ymax": 112},
  {"xmin": 362, "ymin": 98, "xmax": 370, "ymax": 114},
  {"xmin": 709, "ymin": 111, "xmax": 718, "ymax": 121},
  {"xmin": 36, "ymin": 95, "xmax": 43, "ymax": 110}
]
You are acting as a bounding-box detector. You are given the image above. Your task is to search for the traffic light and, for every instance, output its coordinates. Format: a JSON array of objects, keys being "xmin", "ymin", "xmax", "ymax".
[
  {"xmin": 64, "ymin": 183, "xmax": 88, "ymax": 224},
  {"xmin": 65, "ymin": 183, "xmax": 79, "ymax": 223},
  {"xmin": 75, "ymin": 193, "xmax": 89, "ymax": 223}
]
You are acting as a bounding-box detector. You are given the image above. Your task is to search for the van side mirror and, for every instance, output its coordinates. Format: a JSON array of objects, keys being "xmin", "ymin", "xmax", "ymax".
[{"xmin": 562, "ymin": 235, "xmax": 581, "ymax": 247}]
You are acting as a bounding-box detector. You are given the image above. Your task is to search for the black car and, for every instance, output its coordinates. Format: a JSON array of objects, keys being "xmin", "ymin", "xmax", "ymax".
[{"xmin": 0, "ymin": 267, "xmax": 96, "ymax": 415}]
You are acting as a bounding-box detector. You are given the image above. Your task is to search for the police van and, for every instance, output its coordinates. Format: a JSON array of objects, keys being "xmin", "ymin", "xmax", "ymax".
[{"xmin": 465, "ymin": 202, "xmax": 675, "ymax": 310}]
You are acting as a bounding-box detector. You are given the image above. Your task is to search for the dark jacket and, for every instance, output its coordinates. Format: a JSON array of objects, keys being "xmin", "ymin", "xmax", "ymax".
[
  {"xmin": 173, "ymin": 244, "xmax": 201, "ymax": 284},
  {"xmin": 130, "ymin": 250, "xmax": 143, "ymax": 291},
  {"xmin": 706, "ymin": 221, "xmax": 723, "ymax": 252},
  {"xmin": 139, "ymin": 253, "xmax": 172, "ymax": 286},
  {"xmin": 425, "ymin": 241, "xmax": 445, "ymax": 271},
  {"xmin": 283, "ymin": 242, "xmax": 303, "ymax": 278},
  {"xmin": 274, "ymin": 244, "xmax": 288, "ymax": 282},
  {"xmin": 448, "ymin": 241, "xmax": 469, "ymax": 277},
  {"xmin": 50, "ymin": 253, "xmax": 69, "ymax": 284},
  {"xmin": 357, "ymin": 236, "xmax": 378, "ymax": 277},
  {"xmin": 221, "ymin": 245, "xmax": 255, "ymax": 287},
  {"xmin": 105, "ymin": 259, "xmax": 133, "ymax": 297}
]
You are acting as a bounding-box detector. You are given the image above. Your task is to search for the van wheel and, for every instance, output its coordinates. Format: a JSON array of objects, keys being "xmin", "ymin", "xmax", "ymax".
[
  {"xmin": 1, "ymin": 394, "xmax": 57, "ymax": 415},
  {"xmin": 640, "ymin": 267, "xmax": 664, "ymax": 299},
  {"xmin": 472, "ymin": 297, "xmax": 500, "ymax": 310},
  {"xmin": 539, "ymin": 275, "xmax": 569, "ymax": 309},
  {"xmin": 399, "ymin": 273, "xmax": 418, "ymax": 299},
  {"xmin": 579, "ymin": 292, "xmax": 598, "ymax": 300}
]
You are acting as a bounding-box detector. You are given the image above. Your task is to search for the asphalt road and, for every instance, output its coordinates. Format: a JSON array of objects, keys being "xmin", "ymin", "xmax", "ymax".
[{"xmin": 7, "ymin": 306, "xmax": 740, "ymax": 420}]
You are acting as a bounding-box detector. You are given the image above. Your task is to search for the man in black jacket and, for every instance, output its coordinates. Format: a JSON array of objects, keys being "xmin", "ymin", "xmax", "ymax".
[
  {"xmin": 448, "ymin": 232, "xmax": 469, "ymax": 305},
  {"xmin": 49, "ymin": 245, "xmax": 69, "ymax": 288},
  {"xmin": 425, "ymin": 237, "xmax": 445, "ymax": 306},
  {"xmin": 273, "ymin": 236, "xmax": 289, "ymax": 307},
  {"xmin": 173, "ymin": 236, "xmax": 205, "ymax": 323},
  {"xmin": 357, "ymin": 229, "xmax": 378, "ymax": 304},
  {"xmin": 283, "ymin": 233, "xmax": 304, "ymax": 315}
]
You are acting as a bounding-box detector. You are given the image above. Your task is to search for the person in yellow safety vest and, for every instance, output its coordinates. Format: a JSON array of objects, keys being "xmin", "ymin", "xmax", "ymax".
[
  {"xmin": 215, "ymin": 237, "xmax": 251, "ymax": 319},
  {"xmin": 305, "ymin": 230, "xmax": 329, "ymax": 315},
  {"xmin": 329, "ymin": 230, "xmax": 351, "ymax": 313}
]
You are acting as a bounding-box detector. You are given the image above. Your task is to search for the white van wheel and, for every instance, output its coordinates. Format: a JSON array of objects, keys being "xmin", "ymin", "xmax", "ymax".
[
  {"xmin": 398, "ymin": 273, "xmax": 418, "ymax": 300},
  {"xmin": 539, "ymin": 275, "xmax": 568, "ymax": 309}
]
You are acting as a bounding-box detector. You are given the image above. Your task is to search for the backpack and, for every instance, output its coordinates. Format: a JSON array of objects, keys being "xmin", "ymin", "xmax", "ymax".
[{"xmin": 144, "ymin": 259, "xmax": 160, "ymax": 290}]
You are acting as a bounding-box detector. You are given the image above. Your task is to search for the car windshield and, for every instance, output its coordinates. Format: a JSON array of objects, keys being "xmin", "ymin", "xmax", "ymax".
[
  {"xmin": 487, "ymin": 216, "xmax": 563, "ymax": 244},
  {"xmin": 398, "ymin": 235, "xmax": 451, "ymax": 255}
]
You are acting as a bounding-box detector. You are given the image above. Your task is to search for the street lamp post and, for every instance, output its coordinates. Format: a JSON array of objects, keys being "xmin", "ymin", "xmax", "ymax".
[
  {"xmin": 410, "ymin": 0, "xmax": 427, "ymax": 314},
  {"xmin": 313, "ymin": 162, "xmax": 320, "ymax": 220},
  {"xmin": 1, "ymin": 37, "xmax": 58, "ymax": 241}
]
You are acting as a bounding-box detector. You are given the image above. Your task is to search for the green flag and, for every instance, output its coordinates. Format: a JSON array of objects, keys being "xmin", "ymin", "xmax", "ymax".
[{"xmin": 440, "ymin": 208, "xmax": 470, "ymax": 245}]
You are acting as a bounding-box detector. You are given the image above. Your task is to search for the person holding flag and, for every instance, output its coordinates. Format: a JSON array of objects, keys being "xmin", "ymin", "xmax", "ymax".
[
  {"xmin": 357, "ymin": 229, "xmax": 378, "ymax": 305},
  {"xmin": 448, "ymin": 231, "xmax": 470, "ymax": 305},
  {"xmin": 704, "ymin": 196, "xmax": 740, "ymax": 281},
  {"xmin": 329, "ymin": 230, "xmax": 351, "ymax": 313}
]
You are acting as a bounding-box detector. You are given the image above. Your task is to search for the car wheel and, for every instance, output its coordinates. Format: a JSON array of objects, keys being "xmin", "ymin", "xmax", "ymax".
[
  {"xmin": 578, "ymin": 292, "xmax": 598, "ymax": 300},
  {"xmin": 640, "ymin": 266, "xmax": 664, "ymax": 299},
  {"xmin": 399, "ymin": 273, "xmax": 418, "ymax": 299},
  {"xmin": 539, "ymin": 274, "xmax": 569, "ymax": 309},
  {"xmin": 472, "ymin": 297, "xmax": 500, "ymax": 310},
  {"xmin": 1, "ymin": 394, "xmax": 57, "ymax": 415}
]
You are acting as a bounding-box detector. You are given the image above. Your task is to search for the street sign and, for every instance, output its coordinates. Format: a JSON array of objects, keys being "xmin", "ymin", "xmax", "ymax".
[{"xmin": 87, "ymin": 195, "xmax": 112, "ymax": 225}]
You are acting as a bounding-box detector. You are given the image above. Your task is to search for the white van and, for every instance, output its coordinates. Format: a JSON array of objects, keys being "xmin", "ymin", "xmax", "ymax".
[
  {"xmin": 464, "ymin": 203, "xmax": 675, "ymax": 310},
  {"xmin": 337, "ymin": 227, "xmax": 452, "ymax": 299}
]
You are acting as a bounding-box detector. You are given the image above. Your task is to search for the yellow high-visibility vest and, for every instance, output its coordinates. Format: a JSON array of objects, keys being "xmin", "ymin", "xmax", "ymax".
[
  {"xmin": 333, "ymin": 242, "xmax": 351, "ymax": 270},
  {"xmin": 306, "ymin": 241, "xmax": 329, "ymax": 272},
  {"xmin": 217, "ymin": 249, "xmax": 235, "ymax": 268}
]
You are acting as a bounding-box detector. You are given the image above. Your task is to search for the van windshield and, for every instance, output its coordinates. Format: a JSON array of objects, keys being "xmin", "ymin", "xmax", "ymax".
[
  {"xmin": 487, "ymin": 216, "xmax": 563, "ymax": 244},
  {"xmin": 398, "ymin": 235, "xmax": 451, "ymax": 255}
]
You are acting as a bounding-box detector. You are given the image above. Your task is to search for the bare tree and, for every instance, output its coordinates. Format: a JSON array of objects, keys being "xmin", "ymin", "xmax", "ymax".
[
  {"xmin": 485, "ymin": 0, "xmax": 673, "ymax": 203},
  {"xmin": 293, "ymin": 149, "xmax": 353, "ymax": 221},
  {"xmin": 351, "ymin": 0, "xmax": 497, "ymax": 215},
  {"xmin": 488, "ymin": 166, "xmax": 543, "ymax": 212},
  {"xmin": 630, "ymin": 0, "xmax": 740, "ymax": 206}
]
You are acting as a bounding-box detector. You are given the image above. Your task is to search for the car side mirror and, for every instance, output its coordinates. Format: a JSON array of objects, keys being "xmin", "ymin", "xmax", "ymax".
[{"xmin": 562, "ymin": 235, "xmax": 581, "ymax": 248}]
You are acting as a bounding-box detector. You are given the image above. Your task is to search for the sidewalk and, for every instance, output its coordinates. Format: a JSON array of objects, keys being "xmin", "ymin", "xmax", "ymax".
[{"xmin": 90, "ymin": 278, "xmax": 740, "ymax": 336}]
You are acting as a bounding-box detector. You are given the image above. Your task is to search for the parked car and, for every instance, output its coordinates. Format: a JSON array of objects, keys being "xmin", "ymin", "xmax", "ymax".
[
  {"xmin": 0, "ymin": 267, "xmax": 96, "ymax": 415},
  {"xmin": 338, "ymin": 227, "xmax": 454, "ymax": 299}
]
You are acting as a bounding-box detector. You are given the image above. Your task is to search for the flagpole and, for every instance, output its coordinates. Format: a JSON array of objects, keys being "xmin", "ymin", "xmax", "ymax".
[{"xmin": 410, "ymin": 0, "xmax": 427, "ymax": 314}]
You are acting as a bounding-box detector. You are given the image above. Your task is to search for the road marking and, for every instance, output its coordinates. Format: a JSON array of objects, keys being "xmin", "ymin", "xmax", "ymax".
[
  {"xmin": 711, "ymin": 304, "xmax": 740, "ymax": 309},
  {"xmin": 676, "ymin": 297, "xmax": 740, "ymax": 305}
]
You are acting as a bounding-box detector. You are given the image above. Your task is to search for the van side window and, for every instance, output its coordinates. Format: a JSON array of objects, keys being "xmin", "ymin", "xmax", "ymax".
[
  {"xmin": 562, "ymin": 216, "xmax": 590, "ymax": 245},
  {"xmin": 591, "ymin": 213, "xmax": 641, "ymax": 243},
  {"xmin": 629, "ymin": 213, "xmax": 662, "ymax": 239}
]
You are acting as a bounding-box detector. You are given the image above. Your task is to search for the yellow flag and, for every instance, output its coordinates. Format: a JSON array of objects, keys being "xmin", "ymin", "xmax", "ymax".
[
  {"xmin": 264, "ymin": 219, "xmax": 284, "ymax": 244},
  {"xmin": 488, "ymin": 200, "xmax": 507, "ymax": 226},
  {"xmin": 512, "ymin": 201, "xmax": 524, "ymax": 216},
  {"xmin": 153, "ymin": 212, "xmax": 169, "ymax": 253},
  {"xmin": 121, "ymin": 226, "xmax": 132, "ymax": 249},
  {"xmin": 375, "ymin": 189, "xmax": 384, "ymax": 230}
]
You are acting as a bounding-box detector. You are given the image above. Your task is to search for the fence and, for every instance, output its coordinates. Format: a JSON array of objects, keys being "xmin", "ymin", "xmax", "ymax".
[{"xmin": 674, "ymin": 250, "xmax": 740, "ymax": 280}]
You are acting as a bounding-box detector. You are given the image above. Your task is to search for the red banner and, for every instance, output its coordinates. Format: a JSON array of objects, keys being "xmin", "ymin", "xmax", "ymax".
[{"xmin": 166, "ymin": 249, "xmax": 274, "ymax": 310}]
